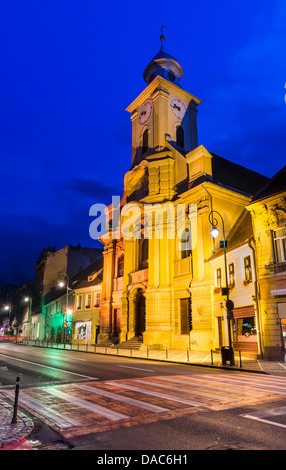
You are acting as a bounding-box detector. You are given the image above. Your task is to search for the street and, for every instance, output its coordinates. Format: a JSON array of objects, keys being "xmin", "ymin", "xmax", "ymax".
[{"xmin": 1, "ymin": 342, "xmax": 286, "ymax": 451}]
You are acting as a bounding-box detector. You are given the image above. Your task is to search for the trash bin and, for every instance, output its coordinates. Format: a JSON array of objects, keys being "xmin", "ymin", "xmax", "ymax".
[{"xmin": 221, "ymin": 346, "xmax": 234, "ymax": 365}]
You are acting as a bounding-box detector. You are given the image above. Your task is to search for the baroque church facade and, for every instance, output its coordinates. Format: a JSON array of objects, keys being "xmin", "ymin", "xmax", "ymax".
[{"xmin": 98, "ymin": 36, "xmax": 269, "ymax": 353}]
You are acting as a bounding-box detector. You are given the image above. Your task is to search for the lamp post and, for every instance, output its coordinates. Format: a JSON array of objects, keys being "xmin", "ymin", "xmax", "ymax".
[
  {"xmin": 4, "ymin": 305, "xmax": 11, "ymax": 332},
  {"xmin": 59, "ymin": 273, "xmax": 71, "ymax": 347},
  {"xmin": 24, "ymin": 297, "xmax": 32, "ymax": 339},
  {"xmin": 209, "ymin": 210, "xmax": 234, "ymax": 366}
]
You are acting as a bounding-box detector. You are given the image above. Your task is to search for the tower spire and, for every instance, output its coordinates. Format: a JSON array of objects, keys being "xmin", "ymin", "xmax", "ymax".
[{"xmin": 159, "ymin": 25, "xmax": 166, "ymax": 51}]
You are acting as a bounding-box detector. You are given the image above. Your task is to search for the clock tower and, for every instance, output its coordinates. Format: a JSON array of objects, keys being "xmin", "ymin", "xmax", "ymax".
[{"xmin": 126, "ymin": 34, "xmax": 202, "ymax": 172}]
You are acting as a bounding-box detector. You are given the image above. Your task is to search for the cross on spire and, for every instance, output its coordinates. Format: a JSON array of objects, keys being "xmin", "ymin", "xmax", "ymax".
[{"xmin": 159, "ymin": 25, "xmax": 166, "ymax": 50}]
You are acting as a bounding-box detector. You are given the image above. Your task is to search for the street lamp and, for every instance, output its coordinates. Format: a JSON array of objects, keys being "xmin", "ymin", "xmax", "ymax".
[
  {"xmin": 209, "ymin": 210, "xmax": 234, "ymax": 366},
  {"xmin": 58, "ymin": 273, "xmax": 72, "ymax": 347},
  {"xmin": 4, "ymin": 305, "xmax": 11, "ymax": 330},
  {"xmin": 24, "ymin": 297, "xmax": 32, "ymax": 339}
]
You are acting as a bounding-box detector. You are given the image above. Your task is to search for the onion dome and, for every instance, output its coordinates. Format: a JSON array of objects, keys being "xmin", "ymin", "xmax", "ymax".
[{"xmin": 143, "ymin": 33, "xmax": 183, "ymax": 86}]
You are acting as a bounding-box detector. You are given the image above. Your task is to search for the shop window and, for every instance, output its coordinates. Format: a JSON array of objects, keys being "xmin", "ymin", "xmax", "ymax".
[
  {"xmin": 180, "ymin": 298, "xmax": 192, "ymax": 334},
  {"xmin": 244, "ymin": 256, "xmax": 252, "ymax": 282},
  {"xmin": 235, "ymin": 317, "xmax": 257, "ymax": 338},
  {"xmin": 273, "ymin": 227, "xmax": 286, "ymax": 263}
]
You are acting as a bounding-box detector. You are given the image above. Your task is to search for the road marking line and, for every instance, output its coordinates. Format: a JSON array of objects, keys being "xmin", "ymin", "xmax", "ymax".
[
  {"xmin": 75, "ymin": 384, "xmax": 168, "ymax": 413},
  {"xmin": 106, "ymin": 381, "xmax": 205, "ymax": 407},
  {"xmin": 242, "ymin": 406, "xmax": 286, "ymax": 429},
  {"xmin": 4, "ymin": 391, "xmax": 81, "ymax": 429},
  {"xmin": 45, "ymin": 387, "xmax": 129, "ymax": 421},
  {"xmin": 0, "ymin": 353, "xmax": 97, "ymax": 380},
  {"xmin": 117, "ymin": 365, "xmax": 154, "ymax": 372}
]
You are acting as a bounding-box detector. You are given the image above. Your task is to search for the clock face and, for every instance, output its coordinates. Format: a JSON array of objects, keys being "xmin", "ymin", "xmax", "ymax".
[
  {"xmin": 139, "ymin": 100, "xmax": 153, "ymax": 125},
  {"xmin": 170, "ymin": 98, "xmax": 187, "ymax": 120}
]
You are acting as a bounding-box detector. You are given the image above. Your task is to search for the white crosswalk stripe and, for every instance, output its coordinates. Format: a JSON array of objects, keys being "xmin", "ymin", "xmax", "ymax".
[
  {"xmin": 74, "ymin": 383, "xmax": 169, "ymax": 413},
  {"xmin": 105, "ymin": 381, "xmax": 206, "ymax": 407},
  {"xmin": 45, "ymin": 387, "xmax": 129, "ymax": 421}
]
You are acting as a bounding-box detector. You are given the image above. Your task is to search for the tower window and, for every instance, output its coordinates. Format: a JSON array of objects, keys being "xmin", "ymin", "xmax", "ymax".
[
  {"xmin": 168, "ymin": 71, "xmax": 175, "ymax": 82},
  {"xmin": 149, "ymin": 73, "xmax": 155, "ymax": 84},
  {"xmin": 142, "ymin": 129, "xmax": 149, "ymax": 153},
  {"xmin": 176, "ymin": 126, "xmax": 184, "ymax": 148}
]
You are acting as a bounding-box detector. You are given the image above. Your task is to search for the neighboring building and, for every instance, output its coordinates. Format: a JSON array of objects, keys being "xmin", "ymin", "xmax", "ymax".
[
  {"xmin": 72, "ymin": 260, "xmax": 103, "ymax": 345},
  {"xmin": 248, "ymin": 166, "xmax": 286, "ymax": 360},
  {"xmin": 98, "ymin": 36, "xmax": 269, "ymax": 351},
  {"xmin": 31, "ymin": 244, "xmax": 102, "ymax": 339},
  {"xmin": 208, "ymin": 210, "xmax": 260, "ymax": 356},
  {"xmin": 43, "ymin": 258, "xmax": 103, "ymax": 345}
]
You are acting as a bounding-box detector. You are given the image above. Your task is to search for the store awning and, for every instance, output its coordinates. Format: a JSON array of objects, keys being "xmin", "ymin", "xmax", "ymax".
[{"xmin": 233, "ymin": 306, "xmax": 255, "ymax": 319}]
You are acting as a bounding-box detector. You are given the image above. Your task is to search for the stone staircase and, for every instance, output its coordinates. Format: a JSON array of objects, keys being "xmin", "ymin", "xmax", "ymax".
[{"xmin": 114, "ymin": 336, "xmax": 145, "ymax": 350}]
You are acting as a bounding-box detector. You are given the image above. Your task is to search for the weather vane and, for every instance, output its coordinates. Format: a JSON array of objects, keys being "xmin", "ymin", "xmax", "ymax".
[{"xmin": 159, "ymin": 24, "xmax": 166, "ymax": 39}]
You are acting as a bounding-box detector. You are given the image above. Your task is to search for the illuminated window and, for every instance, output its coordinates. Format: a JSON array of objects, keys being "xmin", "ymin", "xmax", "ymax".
[
  {"xmin": 95, "ymin": 292, "xmax": 100, "ymax": 306},
  {"xmin": 244, "ymin": 256, "xmax": 252, "ymax": 282},
  {"xmin": 86, "ymin": 294, "xmax": 91, "ymax": 308},
  {"xmin": 228, "ymin": 263, "xmax": 235, "ymax": 286},
  {"xmin": 216, "ymin": 268, "xmax": 222, "ymax": 288},
  {"xmin": 273, "ymin": 227, "xmax": 286, "ymax": 263},
  {"xmin": 176, "ymin": 126, "xmax": 184, "ymax": 148},
  {"xmin": 77, "ymin": 295, "xmax": 82, "ymax": 309}
]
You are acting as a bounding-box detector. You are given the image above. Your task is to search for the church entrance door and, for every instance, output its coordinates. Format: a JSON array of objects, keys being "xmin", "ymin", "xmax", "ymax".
[{"xmin": 135, "ymin": 294, "xmax": 146, "ymax": 337}]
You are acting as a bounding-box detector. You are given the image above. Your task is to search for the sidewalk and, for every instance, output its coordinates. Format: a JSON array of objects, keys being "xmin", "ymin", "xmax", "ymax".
[{"xmin": 1, "ymin": 341, "xmax": 286, "ymax": 449}]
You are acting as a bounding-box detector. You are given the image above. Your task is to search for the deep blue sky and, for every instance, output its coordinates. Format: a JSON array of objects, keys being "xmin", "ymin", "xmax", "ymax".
[{"xmin": 0, "ymin": 0, "xmax": 285, "ymax": 286}]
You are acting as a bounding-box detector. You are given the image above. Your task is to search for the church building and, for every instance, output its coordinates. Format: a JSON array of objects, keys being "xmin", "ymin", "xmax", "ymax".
[{"xmin": 98, "ymin": 35, "xmax": 269, "ymax": 352}]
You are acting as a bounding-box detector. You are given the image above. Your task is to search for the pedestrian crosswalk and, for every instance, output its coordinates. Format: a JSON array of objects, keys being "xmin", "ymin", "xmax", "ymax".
[{"xmin": 3, "ymin": 372, "xmax": 286, "ymax": 437}]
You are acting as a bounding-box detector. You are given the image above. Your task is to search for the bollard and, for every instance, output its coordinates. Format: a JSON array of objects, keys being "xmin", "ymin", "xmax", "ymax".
[
  {"xmin": 166, "ymin": 346, "xmax": 168, "ymax": 359},
  {"xmin": 130, "ymin": 345, "xmax": 132, "ymax": 356},
  {"xmin": 211, "ymin": 349, "xmax": 213, "ymax": 365},
  {"xmin": 117, "ymin": 345, "xmax": 119, "ymax": 355},
  {"xmin": 147, "ymin": 345, "xmax": 149, "ymax": 358},
  {"xmin": 187, "ymin": 348, "xmax": 189, "ymax": 362},
  {"xmin": 11, "ymin": 377, "xmax": 20, "ymax": 424},
  {"xmin": 239, "ymin": 350, "xmax": 242, "ymax": 368},
  {"xmin": 105, "ymin": 345, "xmax": 107, "ymax": 353}
]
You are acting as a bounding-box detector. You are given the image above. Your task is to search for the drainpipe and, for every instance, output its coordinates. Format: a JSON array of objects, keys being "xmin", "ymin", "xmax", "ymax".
[{"xmin": 248, "ymin": 236, "xmax": 264, "ymax": 359}]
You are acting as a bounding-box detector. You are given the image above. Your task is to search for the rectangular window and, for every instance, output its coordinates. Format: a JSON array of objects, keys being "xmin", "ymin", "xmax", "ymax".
[
  {"xmin": 95, "ymin": 292, "xmax": 100, "ymax": 306},
  {"xmin": 180, "ymin": 298, "xmax": 192, "ymax": 335},
  {"xmin": 216, "ymin": 268, "xmax": 222, "ymax": 288},
  {"xmin": 86, "ymin": 294, "xmax": 91, "ymax": 308},
  {"xmin": 228, "ymin": 263, "xmax": 235, "ymax": 286},
  {"xmin": 273, "ymin": 227, "xmax": 286, "ymax": 263},
  {"xmin": 77, "ymin": 295, "xmax": 82, "ymax": 309},
  {"xmin": 244, "ymin": 256, "xmax": 252, "ymax": 282}
]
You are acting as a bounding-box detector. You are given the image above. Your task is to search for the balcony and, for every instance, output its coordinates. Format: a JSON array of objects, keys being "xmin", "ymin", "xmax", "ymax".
[{"xmin": 265, "ymin": 262, "xmax": 286, "ymax": 274}]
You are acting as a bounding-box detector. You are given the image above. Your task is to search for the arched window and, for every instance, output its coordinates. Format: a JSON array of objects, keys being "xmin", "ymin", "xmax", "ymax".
[
  {"xmin": 117, "ymin": 254, "xmax": 124, "ymax": 277},
  {"xmin": 140, "ymin": 238, "xmax": 148, "ymax": 269},
  {"xmin": 176, "ymin": 126, "xmax": 184, "ymax": 148},
  {"xmin": 142, "ymin": 129, "xmax": 149, "ymax": 153}
]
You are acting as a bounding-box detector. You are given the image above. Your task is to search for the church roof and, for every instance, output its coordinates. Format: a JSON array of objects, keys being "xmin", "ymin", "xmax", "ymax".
[{"xmin": 250, "ymin": 165, "xmax": 286, "ymax": 202}]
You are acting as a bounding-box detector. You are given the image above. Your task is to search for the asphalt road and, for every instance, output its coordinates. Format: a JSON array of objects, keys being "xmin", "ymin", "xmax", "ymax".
[{"xmin": 1, "ymin": 342, "xmax": 286, "ymax": 452}]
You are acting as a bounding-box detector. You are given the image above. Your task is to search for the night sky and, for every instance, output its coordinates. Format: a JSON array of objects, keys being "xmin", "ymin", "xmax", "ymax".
[{"xmin": 0, "ymin": 0, "xmax": 285, "ymax": 286}]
